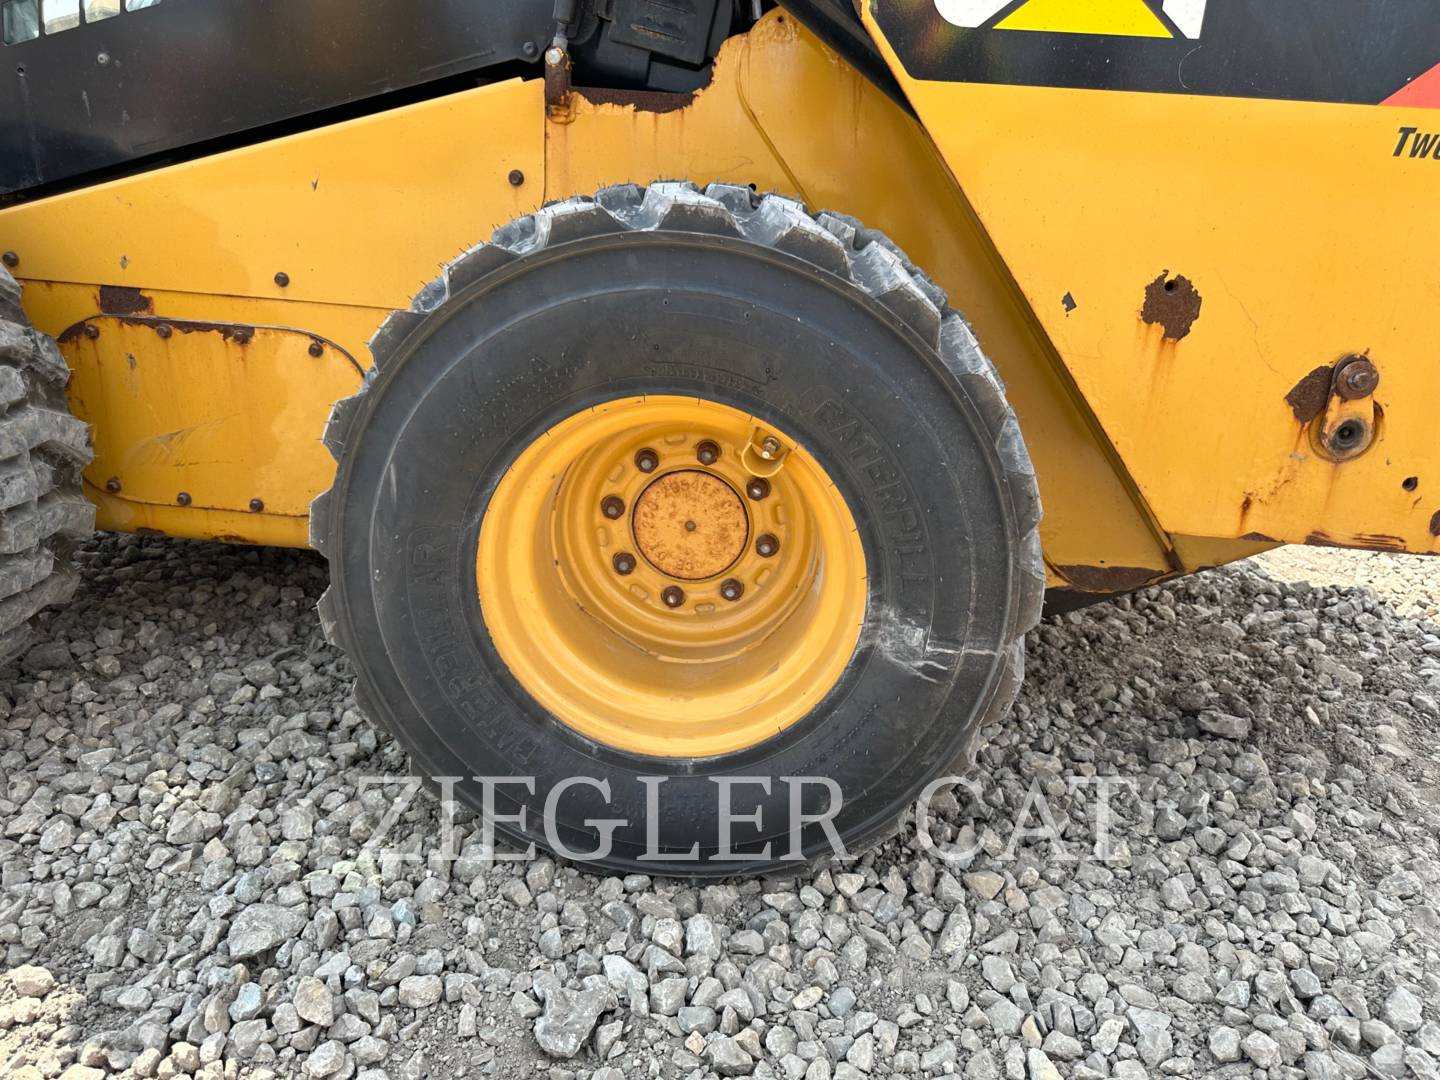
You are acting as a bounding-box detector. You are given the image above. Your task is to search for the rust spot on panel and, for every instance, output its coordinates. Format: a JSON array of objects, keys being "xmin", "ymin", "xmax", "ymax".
[
  {"xmin": 134, "ymin": 527, "xmax": 168, "ymax": 537},
  {"xmin": 98, "ymin": 285, "xmax": 151, "ymax": 315},
  {"xmin": 1431, "ymin": 511, "xmax": 1440, "ymax": 537},
  {"xmin": 214, "ymin": 534, "xmax": 257, "ymax": 545},
  {"xmin": 574, "ymin": 86, "xmax": 698, "ymax": 114},
  {"xmin": 1285, "ymin": 364, "xmax": 1335, "ymax": 424},
  {"xmin": 1140, "ymin": 272, "xmax": 1201, "ymax": 341},
  {"xmin": 1240, "ymin": 532, "xmax": 1278, "ymax": 543},
  {"xmin": 1055, "ymin": 564, "xmax": 1165, "ymax": 593},
  {"xmin": 60, "ymin": 315, "xmax": 256, "ymax": 346},
  {"xmin": 1305, "ymin": 530, "xmax": 1407, "ymax": 553},
  {"xmin": 118, "ymin": 316, "xmax": 254, "ymax": 344}
]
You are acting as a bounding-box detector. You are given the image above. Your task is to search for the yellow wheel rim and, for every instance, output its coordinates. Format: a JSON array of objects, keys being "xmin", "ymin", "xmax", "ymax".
[{"xmin": 476, "ymin": 396, "xmax": 868, "ymax": 758}]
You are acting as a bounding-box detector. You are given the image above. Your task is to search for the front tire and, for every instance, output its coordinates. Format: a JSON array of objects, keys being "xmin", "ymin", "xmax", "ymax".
[{"xmin": 312, "ymin": 183, "xmax": 1042, "ymax": 876}]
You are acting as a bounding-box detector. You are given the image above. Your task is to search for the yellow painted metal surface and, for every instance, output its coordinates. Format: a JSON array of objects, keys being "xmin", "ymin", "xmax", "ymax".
[
  {"xmin": 63, "ymin": 315, "xmax": 363, "ymax": 541},
  {"xmin": 477, "ymin": 396, "xmax": 866, "ymax": 757},
  {"xmin": 0, "ymin": 78, "xmax": 544, "ymax": 546},
  {"xmin": 0, "ymin": 16, "xmax": 1255, "ymax": 588},
  {"xmin": 864, "ymin": 8, "xmax": 1440, "ymax": 556}
]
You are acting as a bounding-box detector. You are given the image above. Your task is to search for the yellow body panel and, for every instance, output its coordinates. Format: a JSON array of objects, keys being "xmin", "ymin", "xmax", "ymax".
[
  {"xmin": 0, "ymin": 13, "xmax": 1292, "ymax": 588},
  {"xmin": 864, "ymin": 8, "xmax": 1440, "ymax": 556}
]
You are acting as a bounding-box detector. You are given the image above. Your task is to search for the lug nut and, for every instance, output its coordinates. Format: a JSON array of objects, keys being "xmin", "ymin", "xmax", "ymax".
[
  {"xmin": 695, "ymin": 440, "xmax": 720, "ymax": 466},
  {"xmin": 612, "ymin": 552, "xmax": 636, "ymax": 575},
  {"xmin": 746, "ymin": 477, "xmax": 770, "ymax": 501},
  {"xmin": 759, "ymin": 435, "xmax": 781, "ymax": 460},
  {"xmin": 601, "ymin": 495, "xmax": 626, "ymax": 519},
  {"xmin": 662, "ymin": 585, "xmax": 685, "ymax": 608},
  {"xmin": 756, "ymin": 533, "xmax": 780, "ymax": 558},
  {"xmin": 634, "ymin": 448, "xmax": 659, "ymax": 473},
  {"xmin": 720, "ymin": 578, "xmax": 744, "ymax": 602}
]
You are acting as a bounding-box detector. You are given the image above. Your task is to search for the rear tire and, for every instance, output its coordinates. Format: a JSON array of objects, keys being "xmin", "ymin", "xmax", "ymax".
[
  {"xmin": 0, "ymin": 268, "xmax": 95, "ymax": 666},
  {"xmin": 312, "ymin": 183, "xmax": 1043, "ymax": 876}
]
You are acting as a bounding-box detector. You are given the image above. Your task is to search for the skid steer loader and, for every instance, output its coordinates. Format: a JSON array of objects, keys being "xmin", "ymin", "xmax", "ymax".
[{"xmin": 1, "ymin": 0, "xmax": 1437, "ymax": 875}]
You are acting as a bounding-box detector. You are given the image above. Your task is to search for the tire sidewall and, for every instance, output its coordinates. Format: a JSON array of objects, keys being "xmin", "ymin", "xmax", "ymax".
[{"xmin": 336, "ymin": 232, "xmax": 1018, "ymax": 871}]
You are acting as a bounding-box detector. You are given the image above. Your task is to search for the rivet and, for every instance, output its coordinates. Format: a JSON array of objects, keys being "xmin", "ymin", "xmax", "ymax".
[
  {"xmin": 308, "ymin": 341, "xmax": 324, "ymax": 358},
  {"xmin": 155, "ymin": 324, "xmax": 172, "ymax": 339},
  {"xmin": 508, "ymin": 169, "xmax": 525, "ymax": 187},
  {"xmin": 1, "ymin": 251, "xmax": 17, "ymax": 268},
  {"xmin": 176, "ymin": 492, "xmax": 191, "ymax": 506},
  {"xmin": 662, "ymin": 585, "xmax": 685, "ymax": 608},
  {"xmin": 83, "ymin": 324, "xmax": 100, "ymax": 340},
  {"xmin": 249, "ymin": 498, "xmax": 264, "ymax": 513},
  {"xmin": 274, "ymin": 271, "xmax": 290, "ymax": 288},
  {"xmin": 104, "ymin": 478, "xmax": 121, "ymax": 494}
]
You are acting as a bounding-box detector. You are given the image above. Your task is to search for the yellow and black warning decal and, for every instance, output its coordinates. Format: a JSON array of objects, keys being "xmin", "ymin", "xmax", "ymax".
[{"xmin": 874, "ymin": 0, "xmax": 1440, "ymax": 106}]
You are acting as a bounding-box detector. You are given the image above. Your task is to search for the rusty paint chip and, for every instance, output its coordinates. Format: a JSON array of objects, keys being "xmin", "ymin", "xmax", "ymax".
[
  {"xmin": 1056, "ymin": 563, "xmax": 1164, "ymax": 593},
  {"xmin": 574, "ymin": 86, "xmax": 698, "ymax": 114},
  {"xmin": 1430, "ymin": 511, "xmax": 1440, "ymax": 537},
  {"xmin": 98, "ymin": 285, "xmax": 152, "ymax": 315},
  {"xmin": 1284, "ymin": 365, "xmax": 1335, "ymax": 424},
  {"xmin": 1140, "ymin": 273, "xmax": 1202, "ymax": 341}
]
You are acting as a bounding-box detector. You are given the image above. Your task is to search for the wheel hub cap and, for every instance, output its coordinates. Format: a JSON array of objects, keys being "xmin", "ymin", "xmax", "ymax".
[
  {"xmin": 633, "ymin": 470, "xmax": 748, "ymax": 580},
  {"xmin": 475, "ymin": 395, "xmax": 867, "ymax": 758}
]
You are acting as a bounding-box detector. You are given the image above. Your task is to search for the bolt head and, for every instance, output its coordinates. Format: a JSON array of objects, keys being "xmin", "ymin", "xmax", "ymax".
[
  {"xmin": 544, "ymin": 46, "xmax": 564, "ymax": 66},
  {"xmin": 634, "ymin": 448, "xmax": 659, "ymax": 473},
  {"xmin": 761, "ymin": 436, "xmax": 781, "ymax": 457},
  {"xmin": 176, "ymin": 492, "xmax": 191, "ymax": 506},
  {"xmin": 746, "ymin": 477, "xmax": 770, "ymax": 501},
  {"xmin": 756, "ymin": 533, "xmax": 779, "ymax": 558},
  {"xmin": 602, "ymin": 495, "xmax": 626, "ymax": 519},
  {"xmin": 662, "ymin": 586, "xmax": 685, "ymax": 608},
  {"xmin": 720, "ymin": 579, "xmax": 744, "ymax": 602}
]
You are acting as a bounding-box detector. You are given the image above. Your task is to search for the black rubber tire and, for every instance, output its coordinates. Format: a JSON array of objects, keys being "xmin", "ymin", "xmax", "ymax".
[
  {"xmin": 0, "ymin": 267, "xmax": 95, "ymax": 667},
  {"xmin": 312, "ymin": 183, "xmax": 1043, "ymax": 877}
]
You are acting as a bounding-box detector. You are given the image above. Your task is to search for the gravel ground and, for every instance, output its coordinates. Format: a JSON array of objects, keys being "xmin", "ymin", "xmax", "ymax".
[{"xmin": 1, "ymin": 534, "xmax": 1438, "ymax": 1080}]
